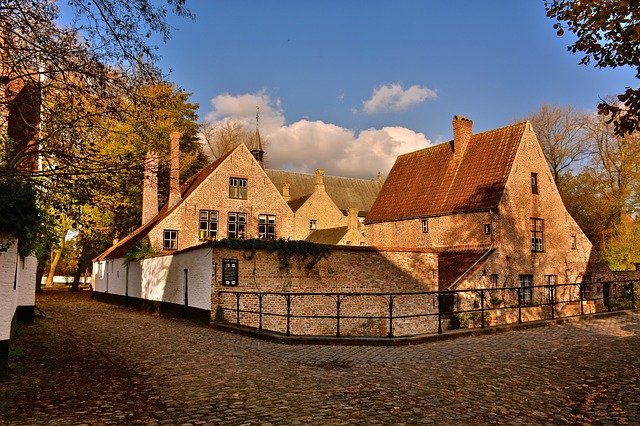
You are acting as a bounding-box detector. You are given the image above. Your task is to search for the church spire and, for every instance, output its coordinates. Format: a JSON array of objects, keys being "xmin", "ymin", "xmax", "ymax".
[{"xmin": 250, "ymin": 106, "xmax": 264, "ymax": 168}]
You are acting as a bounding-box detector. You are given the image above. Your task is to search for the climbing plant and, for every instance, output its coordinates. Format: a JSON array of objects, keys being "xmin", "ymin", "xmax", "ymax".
[{"xmin": 207, "ymin": 239, "xmax": 331, "ymax": 271}]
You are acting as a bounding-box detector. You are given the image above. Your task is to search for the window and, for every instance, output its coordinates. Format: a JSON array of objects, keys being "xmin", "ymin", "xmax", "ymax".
[
  {"xmin": 421, "ymin": 219, "xmax": 429, "ymax": 233},
  {"xmin": 530, "ymin": 218, "xmax": 544, "ymax": 252},
  {"xmin": 545, "ymin": 275, "xmax": 557, "ymax": 303},
  {"xmin": 531, "ymin": 172, "xmax": 539, "ymax": 194},
  {"xmin": 310, "ymin": 219, "xmax": 317, "ymax": 230},
  {"xmin": 228, "ymin": 212, "xmax": 247, "ymax": 239},
  {"xmin": 519, "ymin": 275, "xmax": 533, "ymax": 305},
  {"xmin": 163, "ymin": 230, "xmax": 178, "ymax": 250},
  {"xmin": 199, "ymin": 210, "xmax": 218, "ymax": 240},
  {"xmin": 229, "ymin": 177, "xmax": 247, "ymax": 199},
  {"xmin": 258, "ymin": 214, "xmax": 276, "ymax": 240},
  {"xmin": 484, "ymin": 224, "xmax": 491, "ymax": 235},
  {"xmin": 571, "ymin": 235, "xmax": 577, "ymax": 249}
]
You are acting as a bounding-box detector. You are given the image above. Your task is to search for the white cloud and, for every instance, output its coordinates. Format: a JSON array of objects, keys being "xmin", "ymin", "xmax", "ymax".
[
  {"xmin": 205, "ymin": 90, "xmax": 285, "ymax": 134},
  {"xmin": 361, "ymin": 83, "xmax": 437, "ymax": 115},
  {"xmin": 203, "ymin": 91, "xmax": 432, "ymax": 178}
]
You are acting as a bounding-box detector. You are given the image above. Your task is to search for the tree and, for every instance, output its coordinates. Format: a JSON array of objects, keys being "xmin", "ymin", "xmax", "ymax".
[
  {"xmin": 526, "ymin": 104, "xmax": 592, "ymax": 190},
  {"xmin": 545, "ymin": 0, "xmax": 640, "ymax": 136},
  {"xmin": 201, "ymin": 119, "xmax": 256, "ymax": 160},
  {"xmin": 0, "ymin": 0, "xmax": 193, "ymax": 259}
]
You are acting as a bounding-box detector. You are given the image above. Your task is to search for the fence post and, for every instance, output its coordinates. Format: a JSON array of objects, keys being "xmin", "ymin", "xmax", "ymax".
[
  {"xmin": 388, "ymin": 295, "xmax": 394, "ymax": 338},
  {"xmin": 437, "ymin": 293, "xmax": 443, "ymax": 335},
  {"xmin": 258, "ymin": 293, "xmax": 263, "ymax": 331},
  {"xmin": 579, "ymin": 283, "xmax": 584, "ymax": 316},
  {"xmin": 336, "ymin": 295, "xmax": 341, "ymax": 338},
  {"xmin": 550, "ymin": 285, "xmax": 555, "ymax": 320},
  {"xmin": 236, "ymin": 293, "xmax": 241, "ymax": 326},
  {"xmin": 286, "ymin": 294, "xmax": 291, "ymax": 336},
  {"xmin": 480, "ymin": 289, "xmax": 485, "ymax": 329},
  {"xmin": 517, "ymin": 286, "xmax": 522, "ymax": 324}
]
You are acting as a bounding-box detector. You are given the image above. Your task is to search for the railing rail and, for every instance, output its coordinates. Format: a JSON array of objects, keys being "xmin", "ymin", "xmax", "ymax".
[{"xmin": 215, "ymin": 280, "xmax": 639, "ymax": 338}]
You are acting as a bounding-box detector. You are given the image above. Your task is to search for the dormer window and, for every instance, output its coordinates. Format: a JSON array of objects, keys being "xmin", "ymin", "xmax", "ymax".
[
  {"xmin": 310, "ymin": 219, "xmax": 317, "ymax": 230},
  {"xmin": 531, "ymin": 173, "xmax": 539, "ymax": 194},
  {"xmin": 229, "ymin": 177, "xmax": 247, "ymax": 199}
]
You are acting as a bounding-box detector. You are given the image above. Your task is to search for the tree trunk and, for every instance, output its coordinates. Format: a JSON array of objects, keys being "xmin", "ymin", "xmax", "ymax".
[
  {"xmin": 71, "ymin": 236, "xmax": 88, "ymax": 292},
  {"xmin": 45, "ymin": 228, "xmax": 69, "ymax": 287}
]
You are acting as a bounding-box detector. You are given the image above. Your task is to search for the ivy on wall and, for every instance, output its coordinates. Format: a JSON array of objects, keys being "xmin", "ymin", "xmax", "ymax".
[{"xmin": 207, "ymin": 239, "xmax": 331, "ymax": 271}]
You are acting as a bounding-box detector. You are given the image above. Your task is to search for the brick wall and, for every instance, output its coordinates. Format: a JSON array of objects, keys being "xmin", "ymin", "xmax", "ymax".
[{"xmin": 212, "ymin": 245, "xmax": 440, "ymax": 336}]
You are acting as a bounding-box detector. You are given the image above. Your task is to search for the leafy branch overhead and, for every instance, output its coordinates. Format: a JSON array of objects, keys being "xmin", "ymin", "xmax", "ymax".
[{"xmin": 545, "ymin": 0, "xmax": 640, "ymax": 136}]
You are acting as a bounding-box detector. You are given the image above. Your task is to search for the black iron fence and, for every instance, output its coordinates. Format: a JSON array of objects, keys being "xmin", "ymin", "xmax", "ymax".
[{"xmin": 216, "ymin": 280, "xmax": 639, "ymax": 338}]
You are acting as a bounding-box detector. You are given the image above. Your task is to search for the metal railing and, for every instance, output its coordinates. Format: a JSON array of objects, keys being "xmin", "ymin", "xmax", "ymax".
[{"xmin": 216, "ymin": 280, "xmax": 639, "ymax": 338}]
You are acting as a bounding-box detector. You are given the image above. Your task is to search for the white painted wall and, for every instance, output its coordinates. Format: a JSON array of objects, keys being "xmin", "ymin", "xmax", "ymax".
[
  {"xmin": 0, "ymin": 240, "xmax": 18, "ymax": 341},
  {"xmin": 17, "ymin": 255, "xmax": 36, "ymax": 308},
  {"xmin": 91, "ymin": 247, "xmax": 213, "ymax": 312}
]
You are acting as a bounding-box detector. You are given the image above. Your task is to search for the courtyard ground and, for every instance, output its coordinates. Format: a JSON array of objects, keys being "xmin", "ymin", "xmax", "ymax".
[{"xmin": 1, "ymin": 291, "xmax": 640, "ymax": 425}]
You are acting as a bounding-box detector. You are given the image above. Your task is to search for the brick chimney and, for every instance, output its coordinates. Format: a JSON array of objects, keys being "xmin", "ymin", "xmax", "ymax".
[
  {"xmin": 141, "ymin": 150, "xmax": 159, "ymax": 224},
  {"xmin": 452, "ymin": 115, "xmax": 473, "ymax": 159},
  {"xmin": 282, "ymin": 183, "xmax": 291, "ymax": 202},
  {"xmin": 315, "ymin": 169, "xmax": 325, "ymax": 192},
  {"xmin": 168, "ymin": 131, "xmax": 182, "ymax": 209},
  {"xmin": 347, "ymin": 207, "xmax": 360, "ymax": 231}
]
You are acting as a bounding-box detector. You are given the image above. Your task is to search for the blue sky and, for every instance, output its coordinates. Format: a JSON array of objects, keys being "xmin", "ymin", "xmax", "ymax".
[{"xmin": 88, "ymin": 1, "xmax": 640, "ymax": 177}]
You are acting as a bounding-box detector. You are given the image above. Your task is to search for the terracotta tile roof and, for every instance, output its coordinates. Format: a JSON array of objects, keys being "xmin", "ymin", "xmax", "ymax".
[
  {"xmin": 365, "ymin": 122, "xmax": 527, "ymax": 224},
  {"xmin": 265, "ymin": 170, "xmax": 381, "ymax": 216},
  {"xmin": 95, "ymin": 149, "xmax": 236, "ymax": 261},
  {"xmin": 305, "ymin": 226, "xmax": 348, "ymax": 245}
]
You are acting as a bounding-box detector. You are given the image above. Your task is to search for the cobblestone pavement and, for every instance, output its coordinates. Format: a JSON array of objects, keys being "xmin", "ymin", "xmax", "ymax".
[{"xmin": 2, "ymin": 292, "xmax": 640, "ymax": 425}]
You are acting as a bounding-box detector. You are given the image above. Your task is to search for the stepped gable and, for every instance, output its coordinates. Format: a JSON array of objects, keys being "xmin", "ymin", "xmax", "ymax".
[
  {"xmin": 365, "ymin": 122, "xmax": 527, "ymax": 224},
  {"xmin": 265, "ymin": 169, "xmax": 380, "ymax": 217},
  {"xmin": 95, "ymin": 149, "xmax": 235, "ymax": 261}
]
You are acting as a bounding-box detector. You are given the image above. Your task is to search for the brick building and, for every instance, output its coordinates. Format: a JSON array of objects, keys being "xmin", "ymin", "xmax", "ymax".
[
  {"xmin": 266, "ymin": 168, "xmax": 381, "ymax": 245},
  {"xmin": 365, "ymin": 116, "xmax": 608, "ymax": 294},
  {"xmin": 98, "ymin": 136, "xmax": 294, "ymax": 259}
]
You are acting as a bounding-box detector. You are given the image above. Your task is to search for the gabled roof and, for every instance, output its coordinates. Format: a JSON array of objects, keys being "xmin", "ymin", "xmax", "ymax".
[
  {"xmin": 305, "ymin": 226, "xmax": 349, "ymax": 245},
  {"xmin": 365, "ymin": 122, "xmax": 527, "ymax": 224},
  {"xmin": 95, "ymin": 148, "xmax": 237, "ymax": 261},
  {"xmin": 265, "ymin": 169, "xmax": 381, "ymax": 216}
]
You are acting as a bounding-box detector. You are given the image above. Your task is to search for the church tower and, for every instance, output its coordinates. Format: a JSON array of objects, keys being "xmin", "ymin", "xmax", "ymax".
[{"xmin": 250, "ymin": 106, "xmax": 264, "ymax": 168}]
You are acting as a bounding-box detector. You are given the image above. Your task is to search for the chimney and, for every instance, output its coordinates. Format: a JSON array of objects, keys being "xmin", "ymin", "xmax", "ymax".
[
  {"xmin": 141, "ymin": 150, "xmax": 159, "ymax": 224},
  {"xmin": 315, "ymin": 169, "xmax": 325, "ymax": 192},
  {"xmin": 282, "ymin": 183, "xmax": 291, "ymax": 202},
  {"xmin": 452, "ymin": 115, "xmax": 473, "ymax": 159},
  {"xmin": 168, "ymin": 131, "xmax": 182, "ymax": 209},
  {"xmin": 347, "ymin": 207, "xmax": 360, "ymax": 231}
]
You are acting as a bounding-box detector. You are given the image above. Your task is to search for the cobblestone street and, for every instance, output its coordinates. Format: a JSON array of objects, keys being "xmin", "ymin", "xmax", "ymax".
[{"xmin": 2, "ymin": 292, "xmax": 640, "ymax": 425}]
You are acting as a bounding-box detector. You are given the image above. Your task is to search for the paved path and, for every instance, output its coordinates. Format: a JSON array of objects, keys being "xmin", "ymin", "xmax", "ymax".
[{"xmin": 2, "ymin": 292, "xmax": 640, "ymax": 425}]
